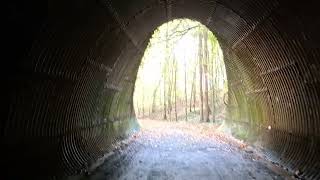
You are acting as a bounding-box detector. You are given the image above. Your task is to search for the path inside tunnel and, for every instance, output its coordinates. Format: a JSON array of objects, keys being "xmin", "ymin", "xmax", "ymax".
[{"xmin": 79, "ymin": 119, "xmax": 292, "ymax": 180}]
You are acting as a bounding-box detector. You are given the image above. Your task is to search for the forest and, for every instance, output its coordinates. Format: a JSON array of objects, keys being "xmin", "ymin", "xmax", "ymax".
[{"xmin": 133, "ymin": 19, "xmax": 227, "ymax": 123}]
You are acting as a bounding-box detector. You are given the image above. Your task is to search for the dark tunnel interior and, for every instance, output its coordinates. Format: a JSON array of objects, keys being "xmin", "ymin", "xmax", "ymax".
[{"xmin": 2, "ymin": 0, "xmax": 320, "ymax": 179}]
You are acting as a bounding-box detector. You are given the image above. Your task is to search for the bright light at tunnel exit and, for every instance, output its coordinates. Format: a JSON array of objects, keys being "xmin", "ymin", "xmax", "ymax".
[{"xmin": 134, "ymin": 19, "xmax": 227, "ymax": 121}]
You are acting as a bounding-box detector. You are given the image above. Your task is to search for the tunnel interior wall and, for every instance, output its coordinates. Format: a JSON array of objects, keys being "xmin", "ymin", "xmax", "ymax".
[
  {"xmin": 3, "ymin": 1, "xmax": 143, "ymax": 178},
  {"xmin": 3, "ymin": 0, "xmax": 320, "ymax": 179}
]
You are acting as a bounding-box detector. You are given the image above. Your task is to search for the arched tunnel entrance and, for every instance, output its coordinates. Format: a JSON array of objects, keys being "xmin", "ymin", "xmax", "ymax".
[
  {"xmin": 2, "ymin": 0, "xmax": 320, "ymax": 179},
  {"xmin": 133, "ymin": 19, "xmax": 227, "ymax": 123}
]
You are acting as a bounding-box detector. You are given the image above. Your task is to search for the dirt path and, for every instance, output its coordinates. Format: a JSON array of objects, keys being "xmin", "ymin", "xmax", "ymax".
[{"xmin": 81, "ymin": 119, "xmax": 292, "ymax": 180}]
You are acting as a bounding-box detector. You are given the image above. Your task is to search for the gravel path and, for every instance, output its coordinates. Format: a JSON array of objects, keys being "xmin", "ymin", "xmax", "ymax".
[{"xmin": 81, "ymin": 119, "xmax": 292, "ymax": 180}]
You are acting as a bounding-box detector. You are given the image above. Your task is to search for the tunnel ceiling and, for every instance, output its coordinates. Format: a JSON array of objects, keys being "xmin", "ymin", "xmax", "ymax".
[{"xmin": 3, "ymin": 0, "xmax": 320, "ymax": 179}]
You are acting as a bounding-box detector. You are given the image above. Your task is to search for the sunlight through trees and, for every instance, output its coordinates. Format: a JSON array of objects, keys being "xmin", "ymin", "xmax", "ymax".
[{"xmin": 134, "ymin": 19, "xmax": 227, "ymax": 123}]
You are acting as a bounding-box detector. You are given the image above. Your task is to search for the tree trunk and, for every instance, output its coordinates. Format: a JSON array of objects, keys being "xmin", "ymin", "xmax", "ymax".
[
  {"xmin": 193, "ymin": 50, "xmax": 197, "ymax": 113},
  {"xmin": 151, "ymin": 80, "xmax": 161, "ymax": 113},
  {"xmin": 189, "ymin": 80, "xmax": 193, "ymax": 112},
  {"xmin": 213, "ymin": 45, "xmax": 220, "ymax": 122},
  {"xmin": 159, "ymin": 81, "xmax": 162, "ymax": 114},
  {"xmin": 163, "ymin": 24, "xmax": 168, "ymax": 120},
  {"xmin": 168, "ymin": 64, "xmax": 173, "ymax": 121},
  {"xmin": 203, "ymin": 29, "xmax": 210, "ymax": 122},
  {"xmin": 174, "ymin": 60, "xmax": 178, "ymax": 121},
  {"xmin": 193, "ymin": 72, "xmax": 196, "ymax": 112},
  {"xmin": 163, "ymin": 67, "xmax": 167, "ymax": 120},
  {"xmin": 184, "ymin": 57, "xmax": 188, "ymax": 121},
  {"xmin": 210, "ymin": 40, "xmax": 217, "ymax": 123},
  {"xmin": 198, "ymin": 30, "xmax": 204, "ymax": 122},
  {"xmin": 210, "ymin": 51, "xmax": 215, "ymax": 122},
  {"xmin": 190, "ymin": 60, "xmax": 197, "ymax": 113}
]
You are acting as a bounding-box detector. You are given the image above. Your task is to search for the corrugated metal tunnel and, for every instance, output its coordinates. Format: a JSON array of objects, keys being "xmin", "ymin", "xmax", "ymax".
[{"xmin": 2, "ymin": 0, "xmax": 320, "ymax": 179}]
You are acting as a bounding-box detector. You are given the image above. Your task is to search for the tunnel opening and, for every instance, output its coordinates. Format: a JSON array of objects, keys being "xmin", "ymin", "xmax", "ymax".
[
  {"xmin": 2, "ymin": 0, "xmax": 320, "ymax": 179},
  {"xmin": 133, "ymin": 19, "xmax": 227, "ymax": 124}
]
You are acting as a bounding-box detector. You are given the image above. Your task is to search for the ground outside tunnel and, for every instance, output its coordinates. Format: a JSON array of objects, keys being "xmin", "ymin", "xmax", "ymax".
[{"xmin": 75, "ymin": 119, "xmax": 295, "ymax": 180}]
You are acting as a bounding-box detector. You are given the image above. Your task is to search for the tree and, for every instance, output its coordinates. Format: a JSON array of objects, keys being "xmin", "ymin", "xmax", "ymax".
[
  {"xmin": 184, "ymin": 52, "xmax": 188, "ymax": 121},
  {"xmin": 151, "ymin": 80, "xmax": 161, "ymax": 113},
  {"xmin": 167, "ymin": 57, "xmax": 174, "ymax": 121},
  {"xmin": 174, "ymin": 57, "xmax": 178, "ymax": 121},
  {"xmin": 190, "ymin": 53, "xmax": 197, "ymax": 113},
  {"xmin": 163, "ymin": 23, "xmax": 169, "ymax": 120},
  {"xmin": 198, "ymin": 29, "xmax": 204, "ymax": 122},
  {"xmin": 133, "ymin": 19, "xmax": 226, "ymax": 123},
  {"xmin": 209, "ymin": 34, "xmax": 218, "ymax": 122},
  {"xmin": 203, "ymin": 29, "xmax": 210, "ymax": 122}
]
